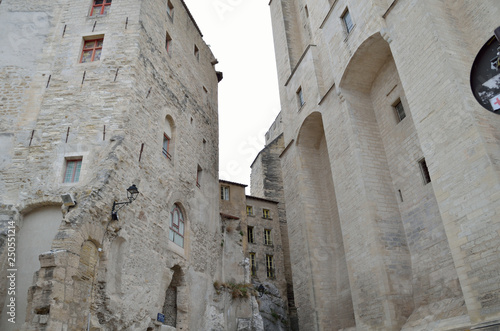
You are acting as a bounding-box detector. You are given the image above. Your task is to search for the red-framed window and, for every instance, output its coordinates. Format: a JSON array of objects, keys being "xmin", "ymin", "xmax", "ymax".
[
  {"xmin": 80, "ymin": 38, "xmax": 104, "ymax": 63},
  {"xmin": 162, "ymin": 133, "xmax": 171, "ymax": 159},
  {"xmin": 169, "ymin": 204, "xmax": 184, "ymax": 247},
  {"xmin": 90, "ymin": 0, "xmax": 112, "ymax": 16},
  {"xmin": 64, "ymin": 159, "xmax": 82, "ymax": 183}
]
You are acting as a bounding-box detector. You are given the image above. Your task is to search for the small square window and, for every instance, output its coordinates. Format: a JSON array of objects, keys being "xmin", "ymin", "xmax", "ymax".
[
  {"xmin": 297, "ymin": 87, "xmax": 305, "ymax": 108},
  {"xmin": 194, "ymin": 45, "xmax": 199, "ymax": 61},
  {"xmin": 248, "ymin": 226, "xmax": 255, "ymax": 244},
  {"xmin": 64, "ymin": 159, "xmax": 82, "ymax": 183},
  {"xmin": 342, "ymin": 9, "xmax": 354, "ymax": 34},
  {"xmin": 166, "ymin": 32, "xmax": 172, "ymax": 54},
  {"xmin": 246, "ymin": 206, "xmax": 253, "ymax": 216},
  {"xmin": 221, "ymin": 186, "xmax": 230, "ymax": 200},
  {"xmin": 90, "ymin": 0, "xmax": 112, "ymax": 16},
  {"xmin": 418, "ymin": 158, "xmax": 431, "ymax": 184},
  {"xmin": 167, "ymin": 0, "xmax": 174, "ymax": 20},
  {"xmin": 80, "ymin": 38, "xmax": 104, "ymax": 63},
  {"xmin": 264, "ymin": 229, "xmax": 272, "ymax": 246},
  {"xmin": 263, "ymin": 209, "xmax": 270, "ymax": 219},
  {"xmin": 393, "ymin": 99, "xmax": 406, "ymax": 122}
]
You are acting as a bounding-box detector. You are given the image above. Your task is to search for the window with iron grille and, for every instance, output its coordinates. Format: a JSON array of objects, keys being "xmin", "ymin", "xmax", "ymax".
[
  {"xmin": 266, "ymin": 255, "xmax": 275, "ymax": 278},
  {"xmin": 64, "ymin": 159, "xmax": 82, "ymax": 183},
  {"xmin": 169, "ymin": 204, "xmax": 184, "ymax": 248},
  {"xmin": 90, "ymin": 0, "xmax": 111, "ymax": 16},
  {"xmin": 80, "ymin": 38, "xmax": 104, "ymax": 63},
  {"xmin": 264, "ymin": 229, "xmax": 272, "ymax": 246}
]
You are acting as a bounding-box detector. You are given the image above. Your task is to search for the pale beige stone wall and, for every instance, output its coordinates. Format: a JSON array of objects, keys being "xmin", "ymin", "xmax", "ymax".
[
  {"xmin": 0, "ymin": 1, "xmax": 222, "ymax": 330},
  {"xmin": 264, "ymin": 0, "xmax": 500, "ymax": 330}
]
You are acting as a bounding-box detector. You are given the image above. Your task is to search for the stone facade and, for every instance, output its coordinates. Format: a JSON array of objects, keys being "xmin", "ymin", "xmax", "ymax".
[
  {"xmin": 219, "ymin": 180, "xmax": 291, "ymax": 330},
  {"xmin": 0, "ymin": 0, "xmax": 225, "ymax": 330},
  {"xmin": 250, "ymin": 0, "xmax": 500, "ymax": 330}
]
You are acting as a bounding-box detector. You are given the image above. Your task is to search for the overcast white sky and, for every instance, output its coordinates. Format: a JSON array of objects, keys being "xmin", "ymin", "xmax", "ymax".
[{"xmin": 183, "ymin": 0, "xmax": 281, "ymax": 190}]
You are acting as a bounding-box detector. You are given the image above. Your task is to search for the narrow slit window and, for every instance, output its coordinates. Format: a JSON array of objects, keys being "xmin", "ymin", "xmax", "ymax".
[
  {"xmin": 64, "ymin": 159, "xmax": 82, "ymax": 183},
  {"xmin": 194, "ymin": 45, "xmax": 199, "ymax": 61},
  {"xmin": 90, "ymin": 0, "xmax": 112, "ymax": 16},
  {"xmin": 418, "ymin": 158, "xmax": 431, "ymax": 184},
  {"xmin": 80, "ymin": 38, "xmax": 104, "ymax": 63},
  {"xmin": 166, "ymin": 32, "xmax": 172, "ymax": 54},
  {"xmin": 342, "ymin": 9, "xmax": 354, "ymax": 34},
  {"xmin": 196, "ymin": 165, "xmax": 202, "ymax": 188},
  {"xmin": 393, "ymin": 99, "xmax": 406, "ymax": 122},
  {"xmin": 297, "ymin": 87, "xmax": 305, "ymax": 108},
  {"xmin": 167, "ymin": 0, "xmax": 174, "ymax": 20},
  {"xmin": 163, "ymin": 134, "xmax": 171, "ymax": 159}
]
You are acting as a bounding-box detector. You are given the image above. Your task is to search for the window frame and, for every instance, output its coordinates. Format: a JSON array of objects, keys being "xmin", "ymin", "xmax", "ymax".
[
  {"xmin": 264, "ymin": 229, "xmax": 272, "ymax": 246},
  {"xmin": 341, "ymin": 8, "xmax": 354, "ymax": 34},
  {"xmin": 63, "ymin": 158, "xmax": 82, "ymax": 183},
  {"xmin": 393, "ymin": 99, "xmax": 406, "ymax": 122},
  {"xmin": 169, "ymin": 204, "xmax": 185, "ymax": 248},
  {"xmin": 249, "ymin": 252, "xmax": 256, "ymax": 277},
  {"xmin": 166, "ymin": 0, "xmax": 174, "ymax": 20},
  {"xmin": 162, "ymin": 133, "xmax": 171, "ymax": 159},
  {"xmin": 220, "ymin": 186, "xmax": 230, "ymax": 200},
  {"xmin": 246, "ymin": 205, "xmax": 254, "ymax": 216},
  {"xmin": 266, "ymin": 255, "xmax": 275, "ymax": 279},
  {"xmin": 90, "ymin": 0, "xmax": 112, "ymax": 17},
  {"xmin": 248, "ymin": 226, "xmax": 255, "ymax": 244},
  {"xmin": 262, "ymin": 209, "xmax": 270, "ymax": 219},
  {"xmin": 418, "ymin": 158, "xmax": 432, "ymax": 185},
  {"xmin": 80, "ymin": 38, "xmax": 104, "ymax": 63},
  {"xmin": 165, "ymin": 32, "xmax": 172, "ymax": 54}
]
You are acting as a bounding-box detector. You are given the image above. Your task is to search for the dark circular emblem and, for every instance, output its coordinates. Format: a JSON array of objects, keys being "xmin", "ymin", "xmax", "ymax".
[{"xmin": 470, "ymin": 27, "xmax": 500, "ymax": 114}]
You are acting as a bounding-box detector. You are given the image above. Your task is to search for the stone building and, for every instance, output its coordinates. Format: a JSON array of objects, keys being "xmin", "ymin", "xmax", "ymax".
[
  {"xmin": 0, "ymin": 0, "xmax": 227, "ymax": 330},
  {"xmin": 219, "ymin": 179, "xmax": 290, "ymax": 330},
  {"xmin": 250, "ymin": 0, "xmax": 500, "ymax": 330}
]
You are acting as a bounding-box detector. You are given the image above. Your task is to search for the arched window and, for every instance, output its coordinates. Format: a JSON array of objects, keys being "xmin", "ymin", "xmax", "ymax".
[{"xmin": 169, "ymin": 204, "xmax": 184, "ymax": 247}]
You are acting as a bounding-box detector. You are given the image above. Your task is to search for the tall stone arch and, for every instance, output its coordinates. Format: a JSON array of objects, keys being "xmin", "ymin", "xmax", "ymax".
[{"xmin": 338, "ymin": 32, "xmax": 464, "ymax": 329}]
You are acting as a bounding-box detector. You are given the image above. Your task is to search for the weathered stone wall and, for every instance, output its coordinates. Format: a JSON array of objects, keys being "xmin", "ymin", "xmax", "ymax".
[
  {"xmin": 264, "ymin": 0, "xmax": 500, "ymax": 330},
  {"xmin": 0, "ymin": 0, "xmax": 222, "ymax": 330}
]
